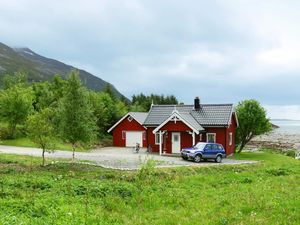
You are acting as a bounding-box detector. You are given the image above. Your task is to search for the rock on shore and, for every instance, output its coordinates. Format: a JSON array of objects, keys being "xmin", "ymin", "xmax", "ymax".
[{"xmin": 246, "ymin": 131, "xmax": 300, "ymax": 151}]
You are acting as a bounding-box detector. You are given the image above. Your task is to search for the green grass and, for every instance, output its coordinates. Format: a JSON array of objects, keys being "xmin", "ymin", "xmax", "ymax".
[
  {"xmin": 0, "ymin": 137, "xmax": 90, "ymax": 152},
  {"xmin": 0, "ymin": 151, "xmax": 299, "ymax": 224}
]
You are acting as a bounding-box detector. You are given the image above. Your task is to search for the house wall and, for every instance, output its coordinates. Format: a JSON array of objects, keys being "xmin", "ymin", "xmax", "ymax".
[
  {"xmin": 112, "ymin": 116, "xmax": 147, "ymax": 147},
  {"xmin": 225, "ymin": 114, "xmax": 237, "ymax": 155},
  {"xmin": 147, "ymin": 121, "xmax": 194, "ymax": 154},
  {"xmin": 203, "ymin": 127, "xmax": 228, "ymax": 154}
]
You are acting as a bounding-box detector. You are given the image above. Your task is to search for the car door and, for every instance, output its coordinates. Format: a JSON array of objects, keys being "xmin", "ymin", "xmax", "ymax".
[
  {"xmin": 212, "ymin": 144, "xmax": 219, "ymax": 158},
  {"xmin": 203, "ymin": 144, "xmax": 214, "ymax": 159}
]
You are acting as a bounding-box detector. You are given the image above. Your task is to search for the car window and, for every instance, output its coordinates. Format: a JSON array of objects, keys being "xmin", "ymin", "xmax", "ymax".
[
  {"xmin": 205, "ymin": 144, "xmax": 212, "ymax": 150},
  {"xmin": 195, "ymin": 143, "xmax": 206, "ymax": 150},
  {"xmin": 217, "ymin": 145, "xmax": 223, "ymax": 150},
  {"xmin": 212, "ymin": 144, "xmax": 219, "ymax": 151}
]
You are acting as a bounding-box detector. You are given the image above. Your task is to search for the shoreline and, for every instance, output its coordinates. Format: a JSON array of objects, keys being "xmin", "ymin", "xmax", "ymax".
[{"xmin": 247, "ymin": 131, "xmax": 300, "ymax": 151}]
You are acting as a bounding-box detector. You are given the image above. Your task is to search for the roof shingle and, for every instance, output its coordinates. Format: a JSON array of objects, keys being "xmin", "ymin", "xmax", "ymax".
[{"xmin": 144, "ymin": 104, "xmax": 234, "ymax": 128}]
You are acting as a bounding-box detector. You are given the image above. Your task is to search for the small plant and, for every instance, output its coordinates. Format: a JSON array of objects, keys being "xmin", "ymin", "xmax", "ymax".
[
  {"xmin": 137, "ymin": 157, "xmax": 156, "ymax": 180},
  {"xmin": 285, "ymin": 150, "xmax": 296, "ymax": 158}
]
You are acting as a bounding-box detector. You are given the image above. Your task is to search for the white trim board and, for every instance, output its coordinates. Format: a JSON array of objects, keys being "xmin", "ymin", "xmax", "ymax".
[
  {"xmin": 107, "ymin": 112, "xmax": 147, "ymax": 133},
  {"xmin": 152, "ymin": 111, "xmax": 200, "ymax": 134}
]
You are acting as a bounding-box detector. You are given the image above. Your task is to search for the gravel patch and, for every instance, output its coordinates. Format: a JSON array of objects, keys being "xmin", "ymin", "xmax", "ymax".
[{"xmin": 0, "ymin": 145, "xmax": 256, "ymax": 170}]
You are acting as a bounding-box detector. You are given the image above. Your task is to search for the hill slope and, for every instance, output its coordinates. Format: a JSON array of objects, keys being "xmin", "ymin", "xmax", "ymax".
[{"xmin": 0, "ymin": 42, "xmax": 123, "ymax": 98}]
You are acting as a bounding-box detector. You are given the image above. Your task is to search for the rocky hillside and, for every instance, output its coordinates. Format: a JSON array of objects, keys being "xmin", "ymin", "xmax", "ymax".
[{"xmin": 0, "ymin": 42, "xmax": 123, "ymax": 98}]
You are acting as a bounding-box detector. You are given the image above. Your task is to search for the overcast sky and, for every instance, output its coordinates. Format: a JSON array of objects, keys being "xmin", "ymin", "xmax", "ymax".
[{"xmin": 0, "ymin": 0, "xmax": 300, "ymax": 119}]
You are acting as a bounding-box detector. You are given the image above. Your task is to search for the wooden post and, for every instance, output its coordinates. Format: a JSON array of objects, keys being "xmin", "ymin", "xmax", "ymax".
[
  {"xmin": 192, "ymin": 132, "xmax": 195, "ymax": 146},
  {"xmin": 159, "ymin": 130, "xmax": 162, "ymax": 155}
]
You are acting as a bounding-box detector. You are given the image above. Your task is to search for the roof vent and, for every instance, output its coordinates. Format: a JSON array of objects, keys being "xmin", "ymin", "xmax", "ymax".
[{"xmin": 194, "ymin": 97, "xmax": 200, "ymax": 111}]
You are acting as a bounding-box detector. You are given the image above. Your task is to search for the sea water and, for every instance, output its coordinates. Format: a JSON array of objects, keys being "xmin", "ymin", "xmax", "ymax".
[{"xmin": 271, "ymin": 120, "xmax": 300, "ymax": 134}]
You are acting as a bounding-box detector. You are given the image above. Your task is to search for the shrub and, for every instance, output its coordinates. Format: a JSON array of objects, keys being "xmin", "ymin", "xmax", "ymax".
[
  {"xmin": 266, "ymin": 168, "xmax": 290, "ymax": 176},
  {"xmin": 285, "ymin": 150, "xmax": 296, "ymax": 158},
  {"xmin": 137, "ymin": 158, "xmax": 156, "ymax": 180}
]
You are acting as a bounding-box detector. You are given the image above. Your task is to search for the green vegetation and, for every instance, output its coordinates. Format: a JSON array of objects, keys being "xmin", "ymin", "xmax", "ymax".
[
  {"xmin": 0, "ymin": 80, "xmax": 34, "ymax": 138},
  {"xmin": 235, "ymin": 99, "xmax": 272, "ymax": 153},
  {"xmin": 0, "ymin": 72, "xmax": 178, "ymax": 164},
  {"xmin": 27, "ymin": 108, "xmax": 57, "ymax": 165},
  {"xmin": 131, "ymin": 93, "xmax": 178, "ymax": 112},
  {"xmin": 0, "ymin": 151, "xmax": 299, "ymax": 224},
  {"xmin": 58, "ymin": 71, "xmax": 97, "ymax": 159}
]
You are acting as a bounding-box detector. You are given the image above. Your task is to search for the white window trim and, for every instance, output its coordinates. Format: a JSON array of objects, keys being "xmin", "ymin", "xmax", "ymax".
[
  {"xmin": 229, "ymin": 132, "xmax": 233, "ymax": 146},
  {"xmin": 127, "ymin": 116, "xmax": 133, "ymax": 122},
  {"xmin": 206, "ymin": 133, "xmax": 216, "ymax": 143},
  {"xmin": 155, "ymin": 133, "xmax": 160, "ymax": 145}
]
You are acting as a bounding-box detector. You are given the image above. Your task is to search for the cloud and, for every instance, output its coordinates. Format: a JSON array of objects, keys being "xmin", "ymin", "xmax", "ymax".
[
  {"xmin": 0, "ymin": 0, "xmax": 300, "ymax": 118},
  {"xmin": 264, "ymin": 105, "xmax": 300, "ymax": 120}
]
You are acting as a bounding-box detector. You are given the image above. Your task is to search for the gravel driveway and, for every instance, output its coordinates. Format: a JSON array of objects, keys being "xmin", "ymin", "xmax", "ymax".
[{"xmin": 0, "ymin": 146, "xmax": 255, "ymax": 170}]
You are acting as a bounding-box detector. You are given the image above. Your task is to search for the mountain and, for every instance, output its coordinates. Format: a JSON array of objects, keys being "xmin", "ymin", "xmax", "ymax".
[{"xmin": 0, "ymin": 42, "xmax": 124, "ymax": 98}]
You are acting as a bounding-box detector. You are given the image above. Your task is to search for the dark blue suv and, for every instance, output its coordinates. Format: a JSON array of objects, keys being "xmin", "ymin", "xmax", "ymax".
[{"xmin": 181, "ymin": 142, "xmax": 226, "ymax": 163}]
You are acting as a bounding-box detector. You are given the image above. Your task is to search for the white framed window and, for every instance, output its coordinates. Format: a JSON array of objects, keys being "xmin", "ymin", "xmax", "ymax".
[
  {"xmin": 127, "ymin": 116, "xmax": 133, "ymax": 122},
  {"xmin": 229, "ymin": 132, "xmax": 233, "ymax": 146},
  {"xmin": 206, "ymin": 133, "xmax": 216, "ymax": 143},
  {"xmin": 122, "ymin": 131, "xmax": 126, "ymax": 140},
  {"xmin": 143, "ymin": 131, "xmax": 146, "ymax": 140},
  {"xmin": 155, "ymin": 133, "xmax": 160, "ymax": 145}
]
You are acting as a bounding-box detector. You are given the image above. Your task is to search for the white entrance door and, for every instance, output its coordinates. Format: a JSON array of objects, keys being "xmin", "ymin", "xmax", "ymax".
[
  {"xmin": 172, "ymin": 132, "xmax": 181, "ymax": 153},
  {"xmin": 125, "ymin": 131, "xmax": 143, "ymax": 147}
]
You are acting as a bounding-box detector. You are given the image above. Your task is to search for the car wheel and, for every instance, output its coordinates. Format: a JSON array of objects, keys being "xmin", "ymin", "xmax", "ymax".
[
  {"xmin": 215, "ymin": 155, "xmax": 222, "ymax": 163},
  {"xmin": 194, "ymin": 155, "xmax": 202, "ymax": 163}
]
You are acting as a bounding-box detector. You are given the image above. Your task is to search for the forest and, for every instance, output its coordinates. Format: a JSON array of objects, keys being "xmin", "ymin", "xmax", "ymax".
[{"xmin": 0, "ymin": 70, "xmax": 178, "ymax": 153}]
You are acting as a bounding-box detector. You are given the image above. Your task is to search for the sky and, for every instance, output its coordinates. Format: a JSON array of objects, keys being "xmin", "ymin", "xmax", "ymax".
[{"xmin": 0, "ymin": 0, "xmax": 300, "ymax": 119}]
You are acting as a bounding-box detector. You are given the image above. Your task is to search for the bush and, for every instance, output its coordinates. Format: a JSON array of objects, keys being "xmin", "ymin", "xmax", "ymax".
[
  {"xmin": 285, "ymin": 150, "xmax": 296, "ymax": 158},
  {"xmin": 266, "ymin": 168, "xmax": 291, "ymax": 176},
  {"xmin": 0, "ymin": 127, "xmax": 12, "ymax": 140},
  {"xmin": 137, "ymin": 158, "xmax": 156, "ymax": 180}
]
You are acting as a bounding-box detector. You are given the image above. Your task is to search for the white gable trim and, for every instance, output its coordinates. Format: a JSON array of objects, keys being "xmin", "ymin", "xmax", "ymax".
[
  {"xmin": 228, "ymin": 106, "xmax": 239, "ymax": 127},
  {"xmin": 107, "ymin": 113, "xmax": 147, "ymax": 133},
  {"xmin": 152, "ymin": 112, "xmax": 200, "ymax": 134}
]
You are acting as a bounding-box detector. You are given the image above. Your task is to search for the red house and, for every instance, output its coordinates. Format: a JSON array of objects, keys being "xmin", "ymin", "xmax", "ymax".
[{"xmin": 108, "ymin": 97, "xmax": 238, "ymax": 155}]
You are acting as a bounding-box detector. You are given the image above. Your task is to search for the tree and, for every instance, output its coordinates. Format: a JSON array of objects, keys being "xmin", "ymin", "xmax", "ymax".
[
  {"xmin": 58, "ymin": 70, "xmax": 97, "ymax": 159},
  {"xmin": 235, "ymin": 99, "xmax": 272, "ymax": 153},
  {"xmin": 26, "ymin": 108, "xmax": 56, "ymax": 166},
  {"xmin": 88, "ymin": 91, "xmax": 128, "ymax": 136},
  {"xmin": 0, "ymin": 85, "xmax": 34, "ymax": 137},
  {"xmin": 131, "ymin": 93, "xmax": 179, "ymax": 112},
  {"xmin": 103, "ymin": 83, "xmax": 116, "ymax": 101},
  {"xmin": 32, "ymin": 81, "xmax": 55, "ymax": 111},
  {"xmin": 1, "ymin": 72, "xmax": 28, "ymax": 89}
]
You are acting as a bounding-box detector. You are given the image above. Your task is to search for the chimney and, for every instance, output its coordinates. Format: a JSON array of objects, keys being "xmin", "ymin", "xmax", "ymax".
[{"xmin": 194, "ymin": 97, "xmax": 200, "ymax": 111}]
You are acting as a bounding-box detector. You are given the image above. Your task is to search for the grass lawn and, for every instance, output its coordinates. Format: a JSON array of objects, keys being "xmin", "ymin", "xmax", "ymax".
[
  {"xmin": 0, "ymin": 152, "xmax": 299, "ymax": 224},
  {"xmin": 0, "ymin": 137, "xmax": 90, "ymax": 152}
]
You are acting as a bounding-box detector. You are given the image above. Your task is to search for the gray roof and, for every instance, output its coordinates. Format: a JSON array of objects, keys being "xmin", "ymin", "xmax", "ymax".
[
  {"xmin": 129, "ymin": 112, "xmax": 148, "ymax": 125},
  {"xmin": 179, "ymin": 112, "xmax": 204, "ymax": 131},
  {"xmin": 143, "ymin": 104, "xmax": 234, "ymax": 128}
]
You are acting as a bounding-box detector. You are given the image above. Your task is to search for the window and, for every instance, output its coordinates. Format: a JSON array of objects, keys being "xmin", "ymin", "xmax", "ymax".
[
  {"xmin": 143, "ymin": 131, "xmax": 146, "ymax": 140},
  {"xmin": 155, "ymin": 133, "xmax": 160, "ymax": 145},
  {"xmin": 229, "ymin": 132, "xmax": 233, "ymax": 146},
  {"xmin": 122, "ymin": 131, "xmax": 126, "ymax": 140},
  {"xmin": 127, "ymin": 116, "xmax": 133, "ymax": 122},
  {"xmin": 205, "ymin": 144, "xmax": 212, "ymax": 150},
  {"xmin": 212, "ymin": 144, "xmax": 219, "ymax": 151},
  {"xmin": 173, "ymin": 134, "xmax": 179, "ymax": 142},
  {"xmin": 206, "ymin": 133, "xmax": 216, "ymax": 143}
]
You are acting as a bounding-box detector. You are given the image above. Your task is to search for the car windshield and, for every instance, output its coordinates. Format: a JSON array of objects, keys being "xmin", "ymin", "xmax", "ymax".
[{"xmin": 194, "ymin": 143, "xmax": 206, "ymax": 150}]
